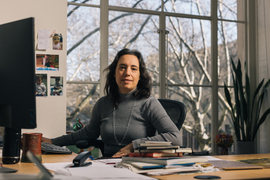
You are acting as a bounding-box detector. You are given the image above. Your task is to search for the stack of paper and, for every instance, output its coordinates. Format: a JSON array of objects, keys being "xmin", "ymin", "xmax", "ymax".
[
  {"xmin": 131, "ymin": 141, "xmax": 192, "ymax": 157},
  {"xmin": 122, "ymin": 156, "xmax": 208, "ymax": 165},
  {"xmin": 117, "ymin": 160, "xmax": 201, "ymax": 175}
]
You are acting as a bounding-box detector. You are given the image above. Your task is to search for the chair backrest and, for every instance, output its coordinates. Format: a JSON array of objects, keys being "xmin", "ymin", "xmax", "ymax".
[{"xmin": 158, "ymin": 99, "xmax": 186, "ymax": 130}]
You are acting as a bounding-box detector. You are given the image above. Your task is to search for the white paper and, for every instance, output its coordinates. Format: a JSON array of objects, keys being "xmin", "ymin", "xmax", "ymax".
[
  {"xmin": 43, "ymin": 162, "xmax": 73, "ymax": 171},
  {"xmin": 43, "ymin": 161, "xmax": 156, "ymax": 180},
  {"xmin": 68, "ymin": 166, "xmax": 157, "ymax": 180},
  {"xmin": 37, "ymin": 29, "xmax": 50, "ymax": 49},
  {"xmin": 94, "ymin": 158, "xmax": 122, "ymax": 164}
]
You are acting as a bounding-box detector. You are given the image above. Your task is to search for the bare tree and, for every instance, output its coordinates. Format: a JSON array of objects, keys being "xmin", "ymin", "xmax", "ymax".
[{"xmin": 66, "ymin": 0, "xmax": 238, "ymax": 151}]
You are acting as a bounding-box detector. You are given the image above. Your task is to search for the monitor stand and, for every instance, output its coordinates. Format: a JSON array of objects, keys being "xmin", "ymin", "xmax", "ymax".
[
  {"xmin": 1, "ymin": 127, "xmax": 21, "ymax": 165},
  {"xmin": 0, "ymin": 166, "xmax": 18, "ymax": 173}
]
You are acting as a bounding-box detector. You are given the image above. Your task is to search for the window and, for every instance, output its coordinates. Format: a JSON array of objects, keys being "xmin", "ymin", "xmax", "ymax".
[{"xmin": 66, "ymin": 0, "xmax": 246, "ymax": 154}]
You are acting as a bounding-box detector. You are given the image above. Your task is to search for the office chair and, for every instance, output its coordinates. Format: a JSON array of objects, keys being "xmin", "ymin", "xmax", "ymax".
[
  {"xmin": 157, "ymin": 99, "xmax": 186, "ymax": 130},
  {"xmin": 75, "ymin": 99, "xmax": 186, "ymax": 156}
]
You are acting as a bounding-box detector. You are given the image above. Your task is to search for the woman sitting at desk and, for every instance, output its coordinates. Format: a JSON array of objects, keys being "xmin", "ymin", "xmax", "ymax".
[{"xmin": 42, "ymin": 48, "xmax": 181, "ymax": 157}]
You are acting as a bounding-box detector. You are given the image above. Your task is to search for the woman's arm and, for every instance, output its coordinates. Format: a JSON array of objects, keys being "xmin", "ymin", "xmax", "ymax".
[{"xmin": 51, "ymin": 98, "xmax": 102, "ymax": 146}]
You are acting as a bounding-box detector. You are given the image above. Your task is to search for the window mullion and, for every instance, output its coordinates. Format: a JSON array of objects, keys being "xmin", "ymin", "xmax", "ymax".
[
  {"xmin": 211, "ymin": 0, "xmax": 219, "ymax": 155},
  {"xmin": 159, "ymin": 12, "xmax": 166, "ymax": 99},
  {"xmin": 100, "ymin": 0, "xmax": 109, "ymax": 97}
]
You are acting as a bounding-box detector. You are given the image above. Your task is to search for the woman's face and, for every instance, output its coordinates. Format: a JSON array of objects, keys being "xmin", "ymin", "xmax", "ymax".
[{"xmin": 115, "ymin": 54, "xmax": 140, "ymax": 94}]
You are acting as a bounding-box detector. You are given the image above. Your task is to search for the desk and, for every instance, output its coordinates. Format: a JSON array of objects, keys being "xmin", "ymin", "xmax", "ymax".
[
  {"xmin": 1, "ymin": 153, "xmax": 270, "ymax": 180},
  {"xmin": 1, "ymin": 153, "xmax": 77, "ymax": 175},
  {"xmin": 152, "ymin": 153, "xmax": 270, "ymax": 180}
]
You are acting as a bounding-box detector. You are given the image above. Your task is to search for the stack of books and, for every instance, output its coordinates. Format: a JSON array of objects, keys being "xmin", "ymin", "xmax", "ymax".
[
  {"xmin": 122, "ymin": 155, "xmax": 208, "ymax": 170},
  {"xmin": 119, "ymin": 141, "xmax": 207, "ymax": 175},
  {"xmin": 130, "ymin": 141, "xmax": 193, "ymax": 158}
]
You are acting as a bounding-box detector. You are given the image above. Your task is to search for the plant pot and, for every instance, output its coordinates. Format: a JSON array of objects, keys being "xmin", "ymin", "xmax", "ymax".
[
  {"xmin": 220, "ymin": 147, "xmax": 228, "ymax": 155},
  {"xmin": 235, "ymin": 141, "xmax": 256, "ymax": 154}
]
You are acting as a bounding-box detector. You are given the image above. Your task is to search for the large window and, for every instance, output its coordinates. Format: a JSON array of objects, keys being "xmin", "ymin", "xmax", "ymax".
[{"xmin": 66, "ymin": 0, "xmax": 246, "ymax": 154}]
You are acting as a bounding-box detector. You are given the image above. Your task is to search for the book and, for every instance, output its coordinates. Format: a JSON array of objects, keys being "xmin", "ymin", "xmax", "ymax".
[
  {"xmin": 122, "ymin": 156, "xmax": 208, "ymax": 165},
  {"xmin": 124, "ymin": 161, "xmax": 195, "ymax": 169},
  {"xmin": 134, "ymin": 146, "xmax": 192, "ymax": 153},
  {"xmin": 236, "ymin": 158, "xmax": 270, "ymax": 168},
  {"xmin": 125, "ymin": 162, "xmax": 166, "ymax": 169},
  {"xmin": 139, "ymin": 141, "xmax": 172, "ymax": 147},
  {"xmin": 144, "ymin": 141, "xmax": 172, "ymax": 144},
  {"xmin": 134, "ymin": 147, "xmax": 192, "ymax": 154},
  {"xmin": 117, "ymin": 161, "xmax": 200, "ymax": 175},
  {"xmin": 128, "ymin": 152, "xmax": 183, "ymax": 158},
  {"xmin": 144, "ymin": 145, "xmax": 180, "ymax": 149},
  {"xmin": 134, "ymin": 149, "xmax": 177, "ymax": 153},
  {"xmin": 207, "ymin": 160, "xmax": 263, "ymax": 170}
]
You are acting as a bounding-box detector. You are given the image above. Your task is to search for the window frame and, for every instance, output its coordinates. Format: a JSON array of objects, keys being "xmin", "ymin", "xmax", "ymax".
[{"xmin": 67, "ymin": 0, "xmax": 249, "ymax": 155}]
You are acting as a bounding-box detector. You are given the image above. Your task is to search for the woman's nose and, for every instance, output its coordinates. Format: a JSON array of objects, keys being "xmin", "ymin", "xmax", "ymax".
[{"xmin": 125, "ymin": 67, "xmax": 131, "ymax": 76}]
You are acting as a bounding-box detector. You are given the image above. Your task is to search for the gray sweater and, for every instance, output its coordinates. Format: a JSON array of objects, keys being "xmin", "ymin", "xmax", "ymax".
[{"xmin": 52, "ymin": 91, "xmax": 181, "ymax": 156}]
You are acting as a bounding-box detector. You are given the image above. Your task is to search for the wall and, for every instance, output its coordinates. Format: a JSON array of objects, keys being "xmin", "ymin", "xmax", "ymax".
[
  {"xmin": 257, "ymin": 0, "xmax": 270, "ymax": 153},
  {"xmin": 0, "ymin": 0, "xmax": 67, "ymax": 138}
]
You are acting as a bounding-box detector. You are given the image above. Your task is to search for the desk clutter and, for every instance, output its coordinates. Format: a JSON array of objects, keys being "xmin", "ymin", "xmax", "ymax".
[
  {"xmin": 115, "ymin": 141, "xmax": 215, "ymax": 176},
  {"xmin": 1, "ymin": 141, "xmax": 269, "ymax": 179},
  {"xmin": 115, "ymin": 141, "xmax": 265, "ymax": 176}
]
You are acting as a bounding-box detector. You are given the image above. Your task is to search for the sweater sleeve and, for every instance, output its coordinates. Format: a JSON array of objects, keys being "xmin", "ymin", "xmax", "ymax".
[
  {"xmin": 132, "ymin": 97, "xmax": 182, "ymax": 149},
  {"xmin": 51, "ymin": 98, "xmax": 102, "ymax": 146},
  {"xmin": 42, "ymin": 83, "xmax": 46, "ymax": 94}
]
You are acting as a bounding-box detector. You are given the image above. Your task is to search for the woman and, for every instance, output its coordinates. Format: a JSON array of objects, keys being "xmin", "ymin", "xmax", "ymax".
[{"xmin": 42, "ymin": 48, "xmax": 181, "ymax": 157}]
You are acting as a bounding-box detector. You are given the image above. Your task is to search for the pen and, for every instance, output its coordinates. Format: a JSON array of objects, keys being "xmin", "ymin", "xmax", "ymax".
[{"xmin": 106, "ymin": 162, "xmax": 116, "ymax": 165}]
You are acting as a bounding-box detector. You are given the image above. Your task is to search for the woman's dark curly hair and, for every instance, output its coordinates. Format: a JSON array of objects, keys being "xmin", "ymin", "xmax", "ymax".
[{"xmin": 104, "ymin": 48, "xmax": 152, "ymax": 108}]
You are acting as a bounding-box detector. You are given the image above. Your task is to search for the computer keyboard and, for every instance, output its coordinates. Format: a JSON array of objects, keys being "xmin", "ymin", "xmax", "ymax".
[{"xmin": 41, "ymin": 142, "xmax": 72, "ymax": 154}]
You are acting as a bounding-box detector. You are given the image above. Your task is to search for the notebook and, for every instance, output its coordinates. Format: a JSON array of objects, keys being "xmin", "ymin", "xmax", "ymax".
[{"xmin": 208, "ymin": 160, "xmax": 264, "ymax": 170}]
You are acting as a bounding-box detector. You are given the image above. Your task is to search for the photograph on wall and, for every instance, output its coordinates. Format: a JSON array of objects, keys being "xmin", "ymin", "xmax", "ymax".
[
  {"xmin": 36, "ymin": 54, "xmax": 59, "ymax": 71},
  {"xmin": 35, "ymin": 74, "xmax": 47, "ymax": 97},
  {"xmin": 52, "ymin": 33, "xmax": 63, "ymax": 50},
  {"xmin": 50, "ymin": 76, "xmax": 63, "ymax": 96}
]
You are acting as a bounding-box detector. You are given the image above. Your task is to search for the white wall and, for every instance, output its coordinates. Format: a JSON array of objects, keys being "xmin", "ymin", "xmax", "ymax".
[
  {"xmin": 0, "ymin": 0, "xmax": 67, "ymax": 138},
  {"xmin": 257, "ymin": 0, "xmax": 270, "ymax": 153}
]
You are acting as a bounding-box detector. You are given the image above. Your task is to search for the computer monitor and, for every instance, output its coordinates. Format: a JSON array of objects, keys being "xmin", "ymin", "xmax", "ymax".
[{"xmin": 0, "ymin": 17, "xmax": 36, "ymax": 164}]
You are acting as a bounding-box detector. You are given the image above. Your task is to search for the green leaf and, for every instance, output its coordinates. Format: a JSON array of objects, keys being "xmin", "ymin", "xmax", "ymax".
[
  {"xmin": 231, "ymin": 59, "xmax": 242, "ymax": 140},
  {"xmin": 235, "ymin": 60, "xmax": 246, "ymax": 140},
  {"xmin": 245, "ymin": 73, "xmax": 251, "ymax": 140},
  {"xmin": 225, "ymin": 59, "xmax": 270, "ymax": 142},
  {"xmin": 224, "ymin": 83, "xmax": 233, "ymax": 110},
  {"xmin": 252, "ymin": 108, "xmax": 270, "ymax": 140},
  {"xmin": 251, "ymin": 79, "xmax": 265, "ymax": 138}
]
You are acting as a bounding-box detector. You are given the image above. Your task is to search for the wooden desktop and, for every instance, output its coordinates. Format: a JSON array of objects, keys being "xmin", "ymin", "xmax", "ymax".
[
  {"xmin": 1, "ymin": 153, "xmax": 77, "ymax": 175},
  {"xmin": 1, "ymin": 153, "xmax": 270, "ymax": 180}
]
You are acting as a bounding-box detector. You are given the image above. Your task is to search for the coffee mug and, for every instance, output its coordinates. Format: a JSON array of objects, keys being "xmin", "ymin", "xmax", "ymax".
[{"xmin": 21, "ymin": 133, "xmax": 43, "ymax": 162}]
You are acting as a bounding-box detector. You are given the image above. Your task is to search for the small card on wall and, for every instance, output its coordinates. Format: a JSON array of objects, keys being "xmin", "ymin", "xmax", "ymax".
[
  {"xmin": 37, "ymin": 29, "xmax": 50, "ymax": 50},
  {"xmin": 36, "ymin": 54, "xmax": 59, "ymax": 71},
  {"xmin": 35, "ymin": 74, "xmax": 47, "ymax": 97},
  {"xmin": 52, "ymin": 33, "xmax": 63, "ymax": 50},
  {"xmin": 50, "ymin": 76, "xmax": 63, "ymax": 96}
]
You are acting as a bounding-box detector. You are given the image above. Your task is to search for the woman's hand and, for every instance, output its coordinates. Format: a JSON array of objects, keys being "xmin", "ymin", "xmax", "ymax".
[
  {"xmin": 42, "ymin": 137, "xmax": 52, "ymax": 144},
  {"xmin": 112, "ymin": 143, "xmax": 134, "ymax": 158}
]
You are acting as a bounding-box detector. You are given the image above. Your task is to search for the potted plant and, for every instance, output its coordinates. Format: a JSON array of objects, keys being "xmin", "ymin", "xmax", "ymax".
[
  {"xmin": 224, "ymin": 59, "xmax": 270, "ymax": 154},
  {"xmin": 215, "ymin": 133, "xmax": 234, "ymax": 155}
]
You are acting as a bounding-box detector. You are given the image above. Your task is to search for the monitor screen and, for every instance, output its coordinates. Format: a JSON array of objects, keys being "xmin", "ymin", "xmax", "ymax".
[
  {"xmin": 0, "ymin": 17, "xmax": 36, "ymax": 164},
  {"xmin": 0, "ymin": 17, "xmax": 36, "ymax": 129}
]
